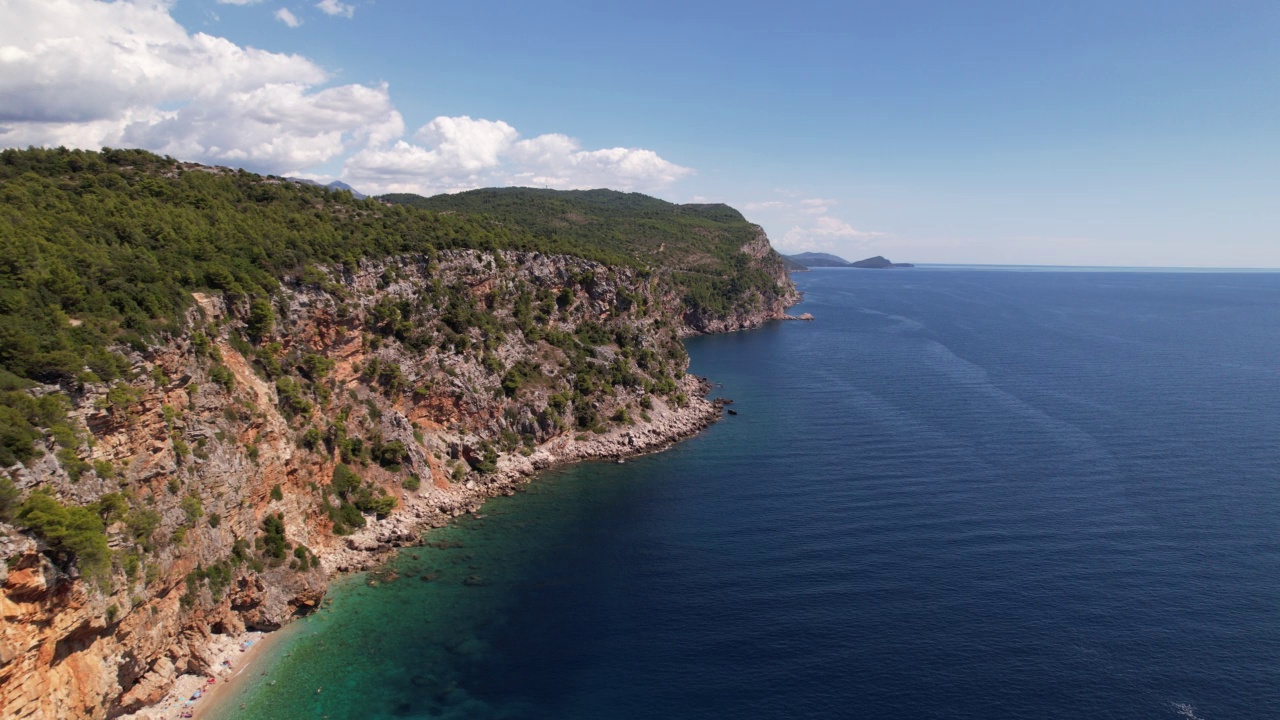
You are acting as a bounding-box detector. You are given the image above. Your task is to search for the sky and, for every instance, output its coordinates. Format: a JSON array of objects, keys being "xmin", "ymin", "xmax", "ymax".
[{"xmin": 1, "ymin": 0, "xmax": 1277, "ymax": 267}]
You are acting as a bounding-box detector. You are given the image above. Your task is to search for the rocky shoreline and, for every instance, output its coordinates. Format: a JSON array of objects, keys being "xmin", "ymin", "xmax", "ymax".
[
  {"xmin": 124, "ymin": 373, "xmax": 724, "ymax": 720},
  {"xmin": 1, "ymin": 241, "xmax": 798, "ymax": 720},
  {"xmin": 320, "ymin": 373, "xmax": 722, "ymax": 574}
]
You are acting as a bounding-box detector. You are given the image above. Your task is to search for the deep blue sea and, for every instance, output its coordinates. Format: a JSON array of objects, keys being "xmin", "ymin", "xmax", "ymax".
[{"xmin": 216, "ymin": 268, "xmax": 1280, "ymax": 720}]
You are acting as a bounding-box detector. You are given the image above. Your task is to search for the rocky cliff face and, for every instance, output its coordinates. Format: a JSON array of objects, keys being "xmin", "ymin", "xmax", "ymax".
[
  {"xmin": 681, "ymin": 226, "xmax": 800, "ymax": 334},
  {"xmin": 1, "ymin": 244, "xmax": 797, "ymax": 719}
]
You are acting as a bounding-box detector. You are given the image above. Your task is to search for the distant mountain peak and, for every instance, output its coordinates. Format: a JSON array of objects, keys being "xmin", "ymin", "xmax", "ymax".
[
  {"xmin": 325, "ymin": 181, "xmax": 365, "ymax": 199},
  {"xmin": 286, "ymin": 177, "xmax": 366, "ymax": 200}
]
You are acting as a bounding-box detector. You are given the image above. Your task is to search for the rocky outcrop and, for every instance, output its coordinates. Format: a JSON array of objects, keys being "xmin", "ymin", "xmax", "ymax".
[
  {"xmin": 681, "ymin": 226, "xmax": 800, "ymax": 334},
  {"xmin": 1, "ymin": 242, "xmax": 797, "ymax": 719}
]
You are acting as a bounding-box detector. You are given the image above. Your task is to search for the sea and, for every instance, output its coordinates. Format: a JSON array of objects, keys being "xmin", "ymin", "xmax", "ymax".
[{"xmin": 211, "ymin": 267, "xmax": 1280, "ymax": 720}]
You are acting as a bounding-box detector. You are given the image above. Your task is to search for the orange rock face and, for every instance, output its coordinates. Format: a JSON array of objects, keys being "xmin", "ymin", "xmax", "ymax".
[{"xmin": 1, "ymin": 247, "xmax": 796, "ymax": 718}]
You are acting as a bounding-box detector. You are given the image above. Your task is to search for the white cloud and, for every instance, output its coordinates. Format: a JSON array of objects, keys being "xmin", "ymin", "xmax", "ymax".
[
  {"xmin": 315, "ymin": 0, "xmax": 355, "ymax": 18},
  {"xmin": 742, "ymin": 200, "xmax": 787, "ymax": 211},
  {"xmin": 275, "ymin": 8, "xmax": 301, "ymax": 27},
  {"xmin": 344, "ymin": 116, "xmax": 692, "ymax": 196},
  {"xmin": 122, "ymin": 82, "xmax": 397, "ymax": 173},
  {"xmin": 800, "ymin": 198, "xmax": 836, "ymax": 215},
  {"xmin": 0, "ymin": 0, "xmax": 690, "ymax": 193},
  {"xmin": 217, "ymin": 0, "xmax": 265, "ymax": 5},
  {"xmin": 740, "ymin": 191, "xmax": 885, "ymax": 254},
  {"xmin": 0, "ymin": 0, "xmax": 398, "ymax": 174},
  {"xmin": 779, "ymin": 215, "xmax": 885, "ymax": 253}
]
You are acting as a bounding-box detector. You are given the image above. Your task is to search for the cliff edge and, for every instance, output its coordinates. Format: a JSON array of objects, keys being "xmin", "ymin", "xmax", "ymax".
[{"xmin": 0, "ymin": 148, "xmax": 798, "ymax": 719}]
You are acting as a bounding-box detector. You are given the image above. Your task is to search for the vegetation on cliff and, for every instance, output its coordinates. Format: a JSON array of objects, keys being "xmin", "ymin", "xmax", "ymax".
[
  {"xmin": 0, "ymin": 146, "xmax": 795, "ymax": 717},
  {"xmin": 0, "ymin": 148, "xmax": 789, "ymax": 467},
  {"xmin": 383, "ymin": 188, "xmax": 794, "ymax": 317}
]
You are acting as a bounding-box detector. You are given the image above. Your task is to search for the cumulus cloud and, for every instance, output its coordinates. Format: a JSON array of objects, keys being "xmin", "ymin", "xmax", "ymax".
[
  {"xmin": 740, "ymin": 193, "xmax": 885, "ymax": 254},
  {"xmin": 779, "ymin": 215, "xmax": 884, "ymax": 253},
  {"xmin": 217, "ymin": 0, "xmax": 265, "ymax": 5},
  {"xmin": 742, "ymin": 200, "xmax": 787, "ymax": 211},
  {"xmin": 315, "ymin": 0, "xmax": 355, "ymax": 18},
  {"xmin": 275, "ymin": 8, "xmax": 301, "ymax": 27},
  {"xmin": 0, "ymin": 0, "xmax": 690, "ymax": 192},
  {"xmin": 800, "ymin": 198, "xmax": 836, "ymax": 215},
  {"xmin": 344, "ymin": 115, "xmax": 692, "ymax": 196},
  {"xmin": 0, "ymin": 0, "xmax": 400, "ymax": 174}
]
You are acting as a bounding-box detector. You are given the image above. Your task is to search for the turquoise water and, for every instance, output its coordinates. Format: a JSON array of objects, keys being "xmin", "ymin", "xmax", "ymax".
[{"xmin": 216, "ymin": 268, "xmax": 1280, "ymax": 719}]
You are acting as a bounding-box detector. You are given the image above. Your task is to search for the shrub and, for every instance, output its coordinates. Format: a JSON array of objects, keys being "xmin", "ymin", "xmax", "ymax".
[
  {"xmin": 300, "ymin": 427, "xmax": 322, "ymax": 451},
  {"xmin": 331, "ymin": 464, "xmax": 361, "ymax": 496},
  {"xmin": 208, "ymin": 364, "xmax": 235, "ymax": 392},
  {"xmin": 0, "ymin": 405, "xmax": 42, "ymax": 467},
  {"xmin": 121, "ymin": 551, "xmax": 140, "ymax": 581},
  {"xmin": 0, "ymin": 477, "xmax": 20, "ymax": 521},
  {"xmin": 95, "ymin": 492, "xmax": 128, "ymax": 524},
  {"xmin": 260, "ymin": 512, "xmax": 289, "ymax": 559},
  {"xmin": 246, "ymin": 298, "xmax": 275, "ymax": 344},
  {"xmin": 125, "ymin": 507, "xmax": 160, "ymax": 544},
  {"xmin": 371, "ymin": 439, "xmax": 407, "ymax": 470},
  {"xmin": 16, "ymin": 491, "xmax": 111, "ymax": 588},
  {"xmin": 300, "ymin": 354, "xmax": 334, "ymax": 381},
  {"xmin": 180, "ymin": 493, "xmax": 203, "ymax": 524},
  {"xmin": 361, "ymin": 494, "xmax": 397, "ymax": 517},
  {"xmin": 335, "ymin": 502, "xmax": 365, "ymax": 531},
  {"xmin": 275, "ymin": 376, "xmax": 312, "ymax": 419},
  {"xmin": 57, "ymin": 447, "xmax": 90, "ymax": 482},
  {"xmin": 470, "ymin": 442, "xmax": 498, "ymax": 474}
]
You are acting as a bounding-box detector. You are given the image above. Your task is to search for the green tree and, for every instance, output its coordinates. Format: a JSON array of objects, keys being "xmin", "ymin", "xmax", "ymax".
[
  {"xmin": 246, "ymin": 298, "xmax": 275, "ymax": 344},
  {"xmin": 17, "ymin": 492, "xmax": 111, "ymax": 587}
]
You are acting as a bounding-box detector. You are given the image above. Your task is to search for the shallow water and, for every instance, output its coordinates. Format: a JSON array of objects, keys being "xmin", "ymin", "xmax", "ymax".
[{"xmin": 216, "ymin": 268, "xmax": 1280, "ymax": 719}]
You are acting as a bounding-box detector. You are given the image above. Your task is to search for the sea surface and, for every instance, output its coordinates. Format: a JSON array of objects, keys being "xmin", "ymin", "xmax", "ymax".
[{"xmin": 212, "ymin": 268, "xmax": 1280, "ymax": 720}]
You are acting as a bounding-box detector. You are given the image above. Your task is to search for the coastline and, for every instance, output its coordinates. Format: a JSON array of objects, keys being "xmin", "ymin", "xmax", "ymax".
[
  {"xmin": 128, "ymin": 373, "xmax": 724, "ymax": 720},
  {"xmin": 118, "ymin": 629, "xmax": 281, "ymax": 720}
]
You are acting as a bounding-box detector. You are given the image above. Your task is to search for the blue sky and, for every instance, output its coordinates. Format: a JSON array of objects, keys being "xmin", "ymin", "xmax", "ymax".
[{"xmin": 3, "ymin": 1, "xmax": 1277, "ymax": 266}]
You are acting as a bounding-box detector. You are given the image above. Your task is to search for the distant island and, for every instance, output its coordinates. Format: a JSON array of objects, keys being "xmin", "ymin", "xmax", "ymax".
[{"xmin": 784, "ymin": 252, "xmax": 914, "ymax": 269}]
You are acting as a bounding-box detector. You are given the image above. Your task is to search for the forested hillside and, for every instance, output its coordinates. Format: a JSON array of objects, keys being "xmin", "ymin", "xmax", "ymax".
[
  {"xmin": 383, "ymin": 187, "xmax": 795, "ymax": 318},
  {"xmin": 0, "ymin": 148, "xmax": 792, "ymax": 470},
  {"xmin": 0, "ymin": 147, "xmax": 797, "ymax": 719}
]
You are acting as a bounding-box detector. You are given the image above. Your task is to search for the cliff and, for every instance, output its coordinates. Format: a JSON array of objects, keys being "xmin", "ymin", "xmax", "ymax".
[{"xmin": 0, "ymin": 149, "xmax": 798, "ymax": 719}]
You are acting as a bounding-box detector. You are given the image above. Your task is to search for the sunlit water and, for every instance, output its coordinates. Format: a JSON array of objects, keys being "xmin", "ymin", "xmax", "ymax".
[{"xmin": 214, "ymin": 268, "xmax": 1280, "ymax": 719}]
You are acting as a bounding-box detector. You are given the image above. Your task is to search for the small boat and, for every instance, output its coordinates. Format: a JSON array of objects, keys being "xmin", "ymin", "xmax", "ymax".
[{"xmin": 727, "ymin": 409, "xmax": 738, "ymax": 416}]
